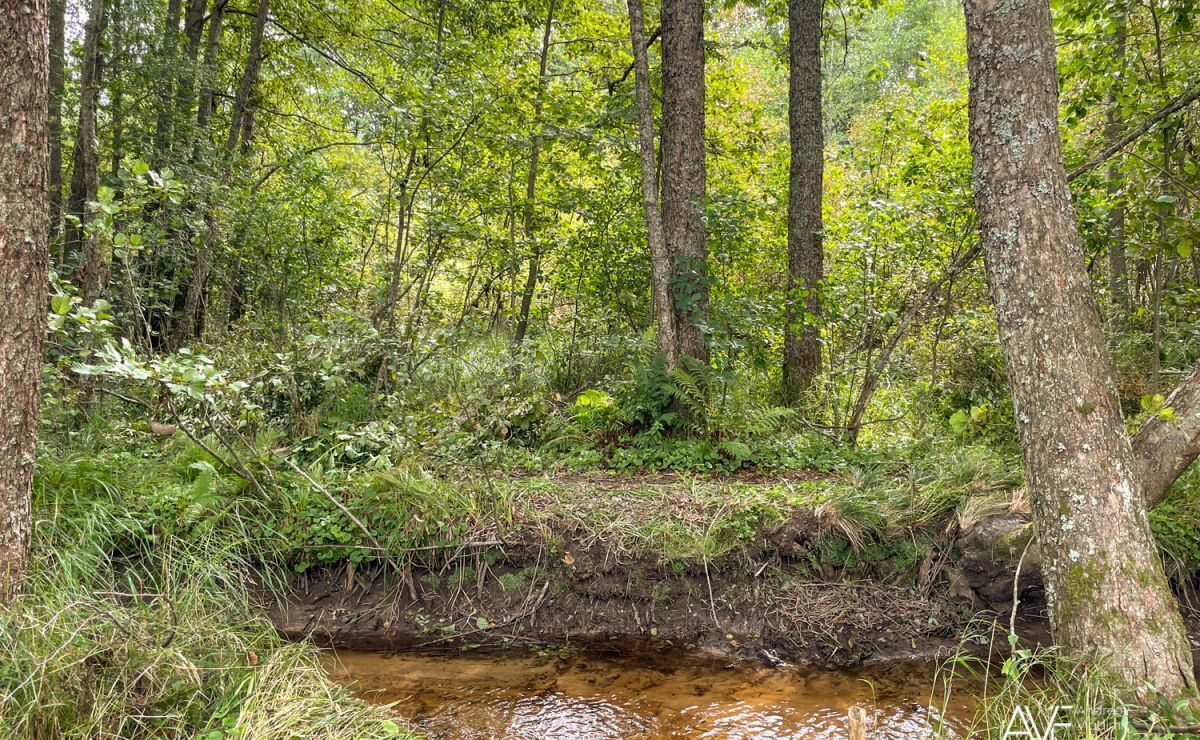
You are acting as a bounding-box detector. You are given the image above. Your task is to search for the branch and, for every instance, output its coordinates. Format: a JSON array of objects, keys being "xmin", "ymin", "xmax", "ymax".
[
  {"xmin": 1067, "ymin": 84, "xmax": 1200, "ymax": 182},
  {"xmin": 1134, "ymin": 361, "xmax": 1200, "ymax": 507},
  {"xmin": 608, "ymin": 26, "xmax": 660, "ymax": 93}
]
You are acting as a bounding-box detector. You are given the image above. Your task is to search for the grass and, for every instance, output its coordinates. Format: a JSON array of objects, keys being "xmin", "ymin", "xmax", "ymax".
[
  {"xmin": 936, "ymin": 626, "xmax": 1199, "ymax": 738},
  {"xmin": 0, "ymin": 477, "xmax": 414, "ymax": 739}
]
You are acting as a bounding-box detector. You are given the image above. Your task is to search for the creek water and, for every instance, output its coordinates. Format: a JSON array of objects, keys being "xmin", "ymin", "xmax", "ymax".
[{"xmin": 326, "ymin": 648, "xmax": 974, "ymax": 738}]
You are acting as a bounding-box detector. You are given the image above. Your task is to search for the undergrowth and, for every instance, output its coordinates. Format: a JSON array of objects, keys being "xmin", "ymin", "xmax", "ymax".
[{"xmin": 0, "ymin": 478, "xmax": 412, "ymax": 739}]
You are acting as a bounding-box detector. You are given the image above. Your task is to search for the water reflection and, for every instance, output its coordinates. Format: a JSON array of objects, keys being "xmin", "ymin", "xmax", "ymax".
[{"xmin": 327, "ymin": 648, "xmax": 970, "ymax": 739}]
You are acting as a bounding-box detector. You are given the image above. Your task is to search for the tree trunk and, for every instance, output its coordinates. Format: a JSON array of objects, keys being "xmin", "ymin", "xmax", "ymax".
[
  {"xmin": 107, "ymin": 0, "xmax": 125, "ymax": 177},
  {"xmin": 962, "ymin": 0, "xmax": 1196, "ymax": 700},
  {"xmin": 171, "ymin": 0, "xmax": 209, "ymax": 152},
  {"xmin": 48, "ymin": 0, "xmax": 65, "ymax": 247},
  {"xmin": 0, "ymin": 0, "xmax": 50, "ymax": 601},
  {"xmin": 153, "ymin": 0, "xmax": 184, "ymax": 158},
  {"xmin": 172, "ymin": 0, "xmax": 268, "ymax": 349},
  {"xmin": 513, "ymin": 0, "xmax": 557, "ymax": 346},
  {"xmin": 65, "ymin": 0, "xmax": 108, "ymax": 300},
  {"xmin": 1104, "ymin": 10, "xmax": 1129, "ymax": 316},
  {"xmin": 1134, "ymin": 360, "xmax": 1200, "ymax": 507},
  {"xmin": 660, "ymin": 0, "xmax": 708, "ymax": 365},
  {"xmin": 627, "ymin": 0, "xmax": 675, "ymax": 366},
  {"xmin": 195, "ymin": 0, "xmax": 228, "ymax": 136},
  {"xmin": 782, "ymin": 0, "xmax": 824, "ymax": 402}
]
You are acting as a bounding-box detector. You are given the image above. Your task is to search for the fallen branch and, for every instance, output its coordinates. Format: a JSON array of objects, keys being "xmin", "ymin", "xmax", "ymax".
[{"xmin": 279, "ymin": 456, "xmax": 401, "ymax": 572}]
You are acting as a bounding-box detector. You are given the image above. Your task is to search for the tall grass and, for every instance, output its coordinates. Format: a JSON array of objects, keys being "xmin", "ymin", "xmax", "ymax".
[
  {"xmin": 0, "ymin": 470, "xmax": 411, "ymax": 739},
  {"xmin": 935, "ymin": 622, "xmax": 1197, "ymax": 739}
]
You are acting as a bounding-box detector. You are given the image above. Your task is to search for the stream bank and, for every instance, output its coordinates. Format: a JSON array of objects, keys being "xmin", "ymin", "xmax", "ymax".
[{"xmin": 270, "ymin": 495, "xmax": 1049, "ymax": 666}]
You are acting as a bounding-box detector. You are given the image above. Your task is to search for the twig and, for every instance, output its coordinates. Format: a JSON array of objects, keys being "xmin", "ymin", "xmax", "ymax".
[
  {"xmin": 164, "ymin": 395, "xmax": 269, "ymax": 499},
  {"xmin": 1010, "ymin": 532, "xmax": 1035, "ymax": 640}
]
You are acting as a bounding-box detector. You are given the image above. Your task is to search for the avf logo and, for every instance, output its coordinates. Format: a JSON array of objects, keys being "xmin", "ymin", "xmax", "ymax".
[{"xmin": 1002, "ymin": 704, "xmax": 1072, "ymax": 739}]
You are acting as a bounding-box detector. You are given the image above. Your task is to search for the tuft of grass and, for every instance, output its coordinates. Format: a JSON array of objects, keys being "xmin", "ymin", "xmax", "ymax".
[{"xmin": 935, "ymin": 623, "xmax": 1197, "ymax": 739}]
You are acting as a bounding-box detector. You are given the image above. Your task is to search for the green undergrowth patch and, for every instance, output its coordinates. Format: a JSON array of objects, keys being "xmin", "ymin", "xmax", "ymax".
[
  {"xmin": 34, "ymin": 430, "xmax": 1025, "ymax": 580},
  {"xmin": 3, "ymin": 459, "xmax": 414, "ymax": 739}
]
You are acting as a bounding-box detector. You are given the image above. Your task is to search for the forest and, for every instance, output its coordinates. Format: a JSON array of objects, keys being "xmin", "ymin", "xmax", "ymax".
[{"xmin": 1, "ymin": 0, "xmax": 1199, "ymax": 735}]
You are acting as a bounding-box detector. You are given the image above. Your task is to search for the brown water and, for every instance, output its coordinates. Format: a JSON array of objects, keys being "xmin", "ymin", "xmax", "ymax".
[{"xmin": 327, "ymin": 649, "xmax": 973, "ymax": 738}]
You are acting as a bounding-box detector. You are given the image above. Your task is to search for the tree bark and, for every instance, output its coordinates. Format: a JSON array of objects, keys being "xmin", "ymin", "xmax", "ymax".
[
  {"xmin": 65, "ymin": 0, "xmax": 108, "ymax": 300},
  {"xmin": 513, "ymin": 0, "xmax": 557, "ymax": 346},
  {"xmin": 660, "ymin": 0, "xmax": 708, "ymax": 365},
  {"xmin": 48, "ymin": 0, "xmax": 65, "ymax": 246},
  {"xmin": 782, "ymin": 0, "xmax": 824, "ymax": 402},
  {"xmin": 0, "ymin": 0, "xmax": 50, "ymax": 601},
  {"xmin": 963, "ymin": 0, "xmax": 1196, "ymax": 699},
  {"xmin": 627, "ymin": 0, "xmax": 675, "ymax": 366}
]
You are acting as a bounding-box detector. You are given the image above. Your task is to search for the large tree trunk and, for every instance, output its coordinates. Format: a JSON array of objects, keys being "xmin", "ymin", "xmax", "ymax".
[
  {"xmin": 513, "ymin": 0, "xmax": 557, "ymax": 346},
  {"xmin": 0, "ymin": 0, "xmax": 50, "ymax": 601},
  {"xmin": 782, "ymin": 0, "xmax": 823, "ymax": 402},
  {"xmin": 627, "ymin": 0, "xmax": 675, "ymax": 366},
  {"xmin": 962, "ymin": 0, "xmax": 1195, "ymax": 699},
  {"xmin": 48, "ymin": 0, "xmax": 65, "ymax": 247},
  {"xmin": 660, "ymin": 0, "xmax": 708, "ymax": 366},
  {"xmin": 66, "ymin": 0, "xmax": 109, "ymax": 302}
]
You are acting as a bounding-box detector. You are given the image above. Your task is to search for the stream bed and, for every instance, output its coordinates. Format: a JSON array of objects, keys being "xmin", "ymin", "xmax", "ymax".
[{"xmin": 326, "ymin": 648, "xmax": 975, "ymax": 738}]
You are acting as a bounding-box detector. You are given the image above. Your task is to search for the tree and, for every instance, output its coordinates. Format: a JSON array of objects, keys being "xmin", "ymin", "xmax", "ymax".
[
  {"xmin": 65, "ymin": 0, "xmax": 107, "ymax": 300},
  {"xmin": 627, "ymin": 0, "xmax": 675, "ymax": 366},
  {"xmin": 171, "ymin": 0, "xmax": 269, "ymax": 349},
  {"xmin": 1103, "ymin": 7, "xmax": 1129, "ymax": 316},
  {"xmin": 0, "ymin": 0, "xmax": 50, "ymax": 600},
  {"xmin": 782, "ymin": 0, "xmax": 823, "ymax": 401},
  {"xmin": 660, "ymin": 0, "xmax": 708, "ymax": 366},
  {"xmin": 513, "ymin": 0, "xmax": 558, "ymax": 345},
  {"xmin": 963, "ymin": 0, "xmax": 1199, "ymax": 699},
  {"xmin": 48, "ymin": 0, "xmax": 65, "ymax": 245}
]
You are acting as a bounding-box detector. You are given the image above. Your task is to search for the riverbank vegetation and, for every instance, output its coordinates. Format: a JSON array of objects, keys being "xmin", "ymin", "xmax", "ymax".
[{"xmin": 2, "ymin": 0, "xmax": 1200, "ymax": 735}]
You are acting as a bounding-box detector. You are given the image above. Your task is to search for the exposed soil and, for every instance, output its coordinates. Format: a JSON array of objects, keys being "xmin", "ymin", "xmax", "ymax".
[{"xmin": 270, "ymin": 501, "xmax": 1051, "ymax": 667}]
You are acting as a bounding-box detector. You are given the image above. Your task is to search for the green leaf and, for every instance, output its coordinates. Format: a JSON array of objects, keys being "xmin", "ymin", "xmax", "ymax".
[{"xmin": 50, "ymin": 294, "xmax": 72, "ymax": 315}]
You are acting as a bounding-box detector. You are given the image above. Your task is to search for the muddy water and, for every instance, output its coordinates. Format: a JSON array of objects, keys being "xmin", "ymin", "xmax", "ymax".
[{"xmin": 327, "ymin": 649, "xmax": 973, "ymax": 739}]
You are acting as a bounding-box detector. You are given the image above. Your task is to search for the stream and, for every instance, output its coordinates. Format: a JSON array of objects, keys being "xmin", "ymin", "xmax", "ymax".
[{"xmin": 326, "ymin": 648, "xmax": 974, "ymax": 738}]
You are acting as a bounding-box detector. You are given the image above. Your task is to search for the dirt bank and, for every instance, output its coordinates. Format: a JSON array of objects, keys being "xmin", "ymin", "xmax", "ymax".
[{"xmin": 270, "ymin": 499, "xmax": 1050, "ymax": 666}]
